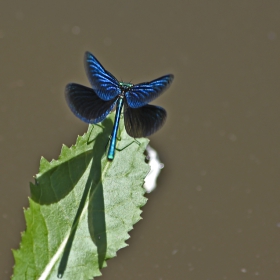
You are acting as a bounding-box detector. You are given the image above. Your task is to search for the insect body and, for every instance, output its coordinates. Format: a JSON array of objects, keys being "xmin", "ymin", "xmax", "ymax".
[{"xmin": 65, "ymin": 52, "xmax": 174, "ymax": 160}]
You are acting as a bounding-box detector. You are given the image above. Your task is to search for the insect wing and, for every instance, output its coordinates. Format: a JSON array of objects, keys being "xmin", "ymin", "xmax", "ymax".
[
  {"xmin": 124, "ymin": 102, "xmax": 167, "ymax": 137},
  {"xmin": 65, "ymin": 83, "xmax": 117, "ymax": 124},
  {"xmin": 126, "ymin": 74, "xmax": 174, "ymax": 108},
  {"xmin": 84, "ymin": 51, "xmax": 121, "ymax": 101}
]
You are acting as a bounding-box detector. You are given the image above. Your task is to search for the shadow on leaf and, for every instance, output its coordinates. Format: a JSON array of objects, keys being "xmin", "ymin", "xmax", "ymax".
[
  {"xmin": 30, "ymin": 150, "xmax": 93, "ymax": 204},
  {"xmin": 57, "ymin": 118, "xmax": 113, "ymax": 277}
]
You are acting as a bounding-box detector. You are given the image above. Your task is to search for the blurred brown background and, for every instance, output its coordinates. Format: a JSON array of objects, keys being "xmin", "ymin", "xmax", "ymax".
[{"xmin": 1, "ymin": 1, "xmax": 280, "ymax": 279}]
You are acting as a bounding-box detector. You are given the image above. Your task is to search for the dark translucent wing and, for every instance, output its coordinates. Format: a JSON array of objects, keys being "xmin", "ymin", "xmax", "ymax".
[
  {"xmin": 124, "ymin": 101, "xmax": 167, "ymax": 137},
  {"xmin": 65, "ymin": 83, "xmax": 117, "ymax": 124},
  {"xmin": 126, "ymin": 74, "xmax": 174, "ymax": 108},
  {"xmin": 84, "ymin": 51, "xmax": 121, "ymax": 101}
]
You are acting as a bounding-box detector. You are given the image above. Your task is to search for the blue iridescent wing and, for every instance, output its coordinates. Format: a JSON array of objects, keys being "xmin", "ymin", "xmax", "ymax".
[
  {"xmin": 65, "ymin": 83, "xmax": 117, "ymax": 124},
  {"xmin": 84, "ymin": 51, "xmax": 121, "ymax": 101},
  {"xmin": 126, "ymin": 74, "xmax": 174, "ymax": 108},
  {"xmin": 124, "ymin": 101, "xmax": 167, "ymax": 137}
]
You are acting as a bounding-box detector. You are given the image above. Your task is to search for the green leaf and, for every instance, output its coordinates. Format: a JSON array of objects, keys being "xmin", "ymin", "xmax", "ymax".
[{"xmin": 12, "ymin": 113, "xmax": 150, "ymax": 280}]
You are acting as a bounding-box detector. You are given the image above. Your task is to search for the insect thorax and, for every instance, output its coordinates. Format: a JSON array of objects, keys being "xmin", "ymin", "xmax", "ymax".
[{"xmin": 119, "ymin": 82, "xmax": 133, "ymax": 93}]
